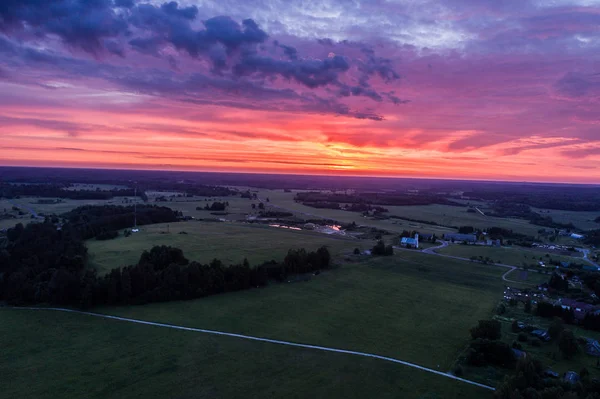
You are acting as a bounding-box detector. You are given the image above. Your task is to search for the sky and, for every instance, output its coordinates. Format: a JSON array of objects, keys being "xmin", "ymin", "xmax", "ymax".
[{"xmin": 0, "ymin": 0, "xmax": 599, "ymax": 183}]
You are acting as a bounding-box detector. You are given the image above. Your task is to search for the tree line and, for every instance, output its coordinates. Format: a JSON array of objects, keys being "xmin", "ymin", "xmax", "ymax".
[
  {"xmin": 63, "ymin": 205, "xmax": 180, "ymax": 240},
  {"xmin": 0, "ymin": 220, "xmax": 331, "ymax": 308},
  {"xmin": 0, "ymin": 183, "xmax": 147, "ymax": 201}
]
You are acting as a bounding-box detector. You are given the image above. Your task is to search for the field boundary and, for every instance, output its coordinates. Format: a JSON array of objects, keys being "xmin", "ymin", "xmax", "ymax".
[{"xmin": 9, "ymin": 306, "xmax": 495, "ymax": 392}]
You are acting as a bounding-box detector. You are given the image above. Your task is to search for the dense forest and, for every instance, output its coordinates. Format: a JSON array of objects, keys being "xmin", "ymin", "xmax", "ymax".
[
  {"xmin": 488, "ymin": 201, "xmax": 576, "ymax": 229},
  {"xmin": 294, "ymin": 191, "xmax": 462, "ymax": 210},
  {"xmin": 62, "ymin": 205, "xmax": 181, "ymax": 240},
  {"xmin": 464, "ymin": 185, "xmax": 600, "ymax": 212},
  {"xmin": 0, "ymin": 220, "xmax": 331, "ymax": 308},
  {"xmin": 0, "ymin": 183, "xmax": 144, "ymax": 201}
]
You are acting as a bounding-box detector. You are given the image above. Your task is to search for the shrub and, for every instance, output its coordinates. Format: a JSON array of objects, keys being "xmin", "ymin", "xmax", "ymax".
[
  {"xmin": 558, "ymin": 330, "xmax": 579, "ymax": 359},
  {"xmin": 548, "ymin": 317, "xmax": 565, "ymax": 340},
  {"xmin": 470, "ymin": 320, "xmax": 501, "ymax": 340},
  {"xmin": 531, "ymin": 338, "xmax": 541, "ymax": 347},
  {"xmin": 453, "ymin": 365, "xmax": 464, "ymax": 376},
  {"xmin": 518, "ymin": 333, "xmax": 528, "ymax": 342},
  {"xmin": 511, "ymin": 320, "xmax": 520, "ymax": 333}
]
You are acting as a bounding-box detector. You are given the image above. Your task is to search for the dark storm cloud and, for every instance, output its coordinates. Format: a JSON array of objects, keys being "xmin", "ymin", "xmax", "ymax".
[
  {"xmin": 0, "ymin": 0, "xmax": 129, "ymax": 54},
  {"xmin": 0, "ymin": 0, "xmax": 401, "ymax": 118}
]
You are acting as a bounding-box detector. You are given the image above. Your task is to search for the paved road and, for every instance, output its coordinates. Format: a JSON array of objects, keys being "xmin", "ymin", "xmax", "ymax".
[
  {"xmin": 579, "ymin": 248, "xmax": 599, "ymax": 269},
  {"xmin": 8, "ymin": 306, "xmax": 495, "ymax": 392}
]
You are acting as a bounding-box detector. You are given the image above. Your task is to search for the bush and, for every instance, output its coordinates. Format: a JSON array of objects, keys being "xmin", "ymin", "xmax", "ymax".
[
  {"xmin": 512, "ymin": 341, "xmax": 522, "ymax": 350},
  {"xmin": 558, "ymin": 330, "xmax": 579, "ymax": 359},
  {"xmin": 548, "ymin": 317, "xmax": 565, "ymax": 340},
  {"xmin": 531, "ymin": 338, "xmax": 541, "ymax": 347},
  {"xmin": 453, "ymin": 364, "xmax": 464, "ymax": 377},
  {"xmin": 353, "ymin": 248, "xmax": 360, "ymax": 255},
  {"xmin": 470, "ymin": 320, "xmax": 501, "ymax": 340},
  {"xmin": 372, "ymin": 240, "xmax": 393, "ymax": 256},
  {"xmin": 511, "ymin": 320, "xmax": 520, "ymax": 333},
  {"xmin": 518, "ymin": 333, "xmax": 528, "ymax": 342}
]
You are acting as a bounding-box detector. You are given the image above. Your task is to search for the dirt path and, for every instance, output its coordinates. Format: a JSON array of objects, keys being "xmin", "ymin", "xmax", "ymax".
[
  {"xmin": 8, "ymin": 306, "xmax": 495, "ymax": 392},
  {"xmin": 395, "ymin": 240, "xmax": 528, "ymax": 285}
]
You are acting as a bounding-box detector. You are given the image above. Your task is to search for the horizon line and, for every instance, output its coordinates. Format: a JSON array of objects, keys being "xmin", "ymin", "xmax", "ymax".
[{"xmin": 1, "ymin": 164, "xmax": 599, "ymax": 187}]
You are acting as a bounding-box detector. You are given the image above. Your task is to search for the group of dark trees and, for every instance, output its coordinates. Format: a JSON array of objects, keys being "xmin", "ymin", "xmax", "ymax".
[
  {"xmin": 342, "ymin": 203, "xmax": 389, "ymax": 214},
  {"xmin": 371, "ymin": 240, "xmax": 394, "ymax": 256},
  {"xmin": 294, "ymin": 191, "xmax": 463, "ymax": 209},
  {"xmin": 0, "ymin": 219, "xmax": 332, "ymax": 307},
  {"xmin": 464, "ymin": 185, "xmax": 600, "ymax": 212},
  {"xmin": 63, "ymin": 205, "xmax": 180, "ymax": 240},
  {"xmin": 584, "ymin": 230, "xmax": 600, "ymax": 247},
  {"xmin": 258, "ymin": 210, "xmax": 294, "ymax": 218},
  {"xmin": 0, "ymin": 183, "xmax": 144, "ymax": 201},
  {"xmin": 240, "ymin": 190, "xmax": 258, "ymax": 199},
  {"xmin": 466, "ymin": 320, "xmax": 515, "ymax": 368},
  {"xmin": 197, "ymin": 202, "xmax": 229, "ymax": 211},
  {"xmin": 493, "ymin": 356, "xmax": 600, "ymax": 399}
]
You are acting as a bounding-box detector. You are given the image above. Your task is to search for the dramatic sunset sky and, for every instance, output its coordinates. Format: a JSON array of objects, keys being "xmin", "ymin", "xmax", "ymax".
[{"xmin": 0, "ymin": 0, "xmax": 599, "ymax": 182}]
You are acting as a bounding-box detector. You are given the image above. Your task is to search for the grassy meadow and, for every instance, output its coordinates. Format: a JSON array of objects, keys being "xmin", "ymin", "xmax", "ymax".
[
  {"xmin": 87, "ymin": 221, "xmax": 368, "ymax": 275},
  {"xmin": 98, "ymin": 251, "xmax": 505, "ymax": 373},
  {"xmin": 436, "ymin": 244, "xmax": 584, "ymax": 267},
  {"xmin": 0, "ymin": 309, "xmax": 492, "ymax": 399}
]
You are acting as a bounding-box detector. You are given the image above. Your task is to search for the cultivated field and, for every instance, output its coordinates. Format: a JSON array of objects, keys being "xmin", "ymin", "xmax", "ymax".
[
  {"xmin": 87, "ymin": 221, "xmax": 368, "ymax": 275},
  {"xmin": 0, "ymin": 309, "xmax": 490, "ymax": 399}
]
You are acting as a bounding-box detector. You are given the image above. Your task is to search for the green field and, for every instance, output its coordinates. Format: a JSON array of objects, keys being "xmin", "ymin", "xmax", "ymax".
[
  {"xmin": 249, "ymin": 190, "xmax": 457, "ymax": 236},
  {"xmin": 503, "ymin": 269, "xmax": 551, "ymax": 285},
  {"xmin": 97, "ymin": 251, "xmax": 505, "ymax": 374},
  {"xmin": 0, "ymin": 309, "xmax": 491, "ymax": 399},
  {"xmin": 532, "ymin": 207, "xmax": 600, "ymax": 231},
  {"xmin": 436, "ymin": 244, "xmax": 584, "ymax": 267},
  {"xmin": 88, "ymin": 221, "xmax": 368, "ymax": 275},
  {"xmin": 383, "ymin": 204, "xmax": 544, "ymax": 238}
]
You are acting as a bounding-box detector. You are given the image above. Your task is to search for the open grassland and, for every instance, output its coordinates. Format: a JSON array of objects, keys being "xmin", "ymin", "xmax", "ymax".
[
  {"xmin": 436, "ymin": 244, "xmax": 584, "ymax": 267},
  {"xmin": 252, "ymin": 189, "xmax": 563, "ymax": 238},
  {"xmin": 161, "ymin": 196, "xmax": 256, "ymax": 220},
  {"xmin": 88, "ymin": 221, "xmax": 368, "ymax": 275},
  {"xmin": 532, "ymin": 207, "xmax": 600, "ymax": 231},
  {"xmin": 99, "ymin": 251, "xmax": 505, "ymax": 373},
  {"xmin": 384, "ymin": 204, "xmax": 543, "ymax": 238},
  {"xmin": 0, "ymin": 309, "xmax": 491, "ymax": 399},
  {"xmin": 252, "ymin": 189, "xmax": 457, "ymax": 235},
  {"xmin": 503, "ymin": 269, "xmax": 552, "ymax": 285}
]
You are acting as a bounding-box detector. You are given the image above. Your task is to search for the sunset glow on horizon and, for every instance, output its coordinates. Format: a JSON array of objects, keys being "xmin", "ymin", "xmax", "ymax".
[{"xmin": 1, "ymin": 1, "xmax": 600, "ymax": 183}]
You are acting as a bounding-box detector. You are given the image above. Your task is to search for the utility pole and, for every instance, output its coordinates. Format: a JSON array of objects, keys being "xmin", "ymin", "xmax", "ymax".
[{"xmin": 134, "ymin": 184, "xmax": 137, "ymax": 229}]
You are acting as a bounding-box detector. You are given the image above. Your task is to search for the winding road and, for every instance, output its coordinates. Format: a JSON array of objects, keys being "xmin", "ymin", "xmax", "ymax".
[{"xmin": 396, "ymin": 240, "xmax": 522, "ymax": 284}]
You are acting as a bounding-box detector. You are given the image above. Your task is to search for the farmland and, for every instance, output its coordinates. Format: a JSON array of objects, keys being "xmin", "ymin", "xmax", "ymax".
[
  {"xmin": 0, "ymin": 309, "xmax": 490, "ymax": 399},
  {"xmin": 87, "ymin": 220, "xmax": 368, "ymax": 275}
]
